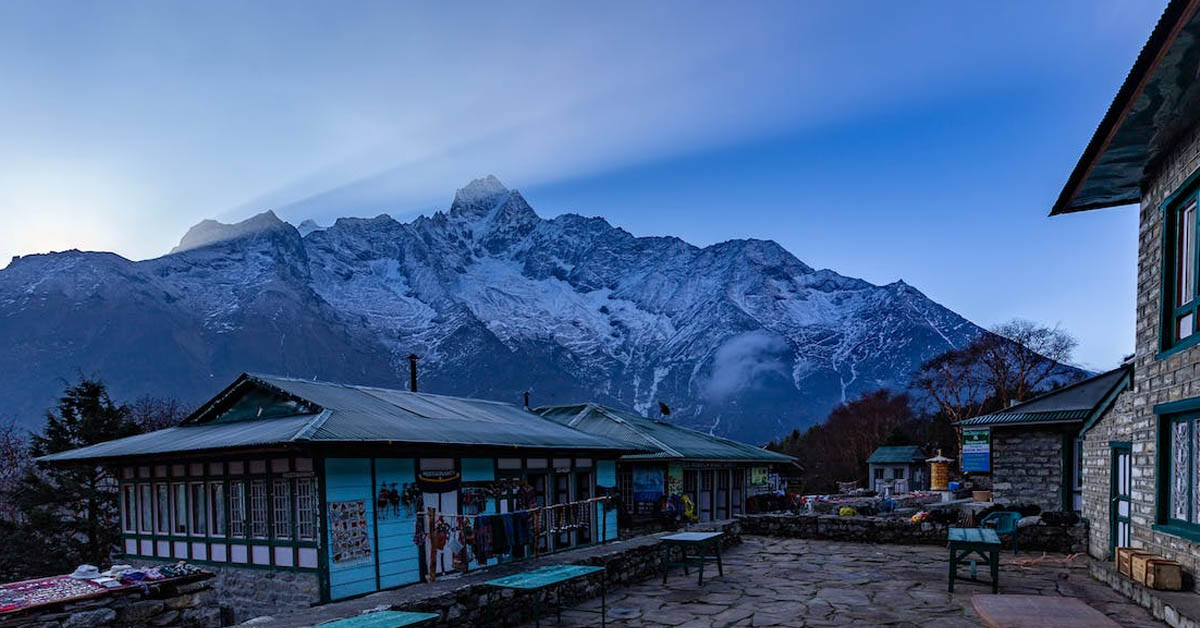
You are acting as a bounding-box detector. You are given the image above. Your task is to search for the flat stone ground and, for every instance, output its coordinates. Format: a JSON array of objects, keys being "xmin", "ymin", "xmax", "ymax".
[{"xmin": 524, "ymin": 536, "xmax": 1165, "ymax": 628}]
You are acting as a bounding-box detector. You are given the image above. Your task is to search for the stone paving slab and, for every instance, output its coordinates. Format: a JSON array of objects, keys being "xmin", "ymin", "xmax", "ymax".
[{"xmin": 524, "ymin": 536, "xmax": 1166, "ymax": 627}]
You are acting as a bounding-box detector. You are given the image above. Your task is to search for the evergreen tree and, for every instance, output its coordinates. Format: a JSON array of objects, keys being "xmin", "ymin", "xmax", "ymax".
[{"xmin": 11, "ymin": 377, "xmax": 141, "ymax": 577}]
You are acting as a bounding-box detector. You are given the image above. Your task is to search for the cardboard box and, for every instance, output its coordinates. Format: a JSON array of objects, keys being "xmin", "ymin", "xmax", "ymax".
[{"xmin": 1144, "ymin": 558, "xmax": 1184, "ymax": 591}]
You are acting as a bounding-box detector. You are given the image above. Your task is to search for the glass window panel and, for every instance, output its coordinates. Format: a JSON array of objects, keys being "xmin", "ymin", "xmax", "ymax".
[
  {"xmin": 1172, "ymin": 420, "xmax": 1190, "ymax": 521},
  {"xmin": 250, "ymin": 480, "xmax": 268, "ymax": 538},
  {"xmin": 272, "ymin": 479, "xmax": 292, "ymax": 539},
  {"xmin": 1119, "ymin": 501, "xmax": 1129, "ymax": 517},
  {"xmin": 139, "ymin": 485, "xmax": 153, "ymax": 532},
  {"xmin": 1180, "ymin": 314, "xmax": 1195, "ymax": 341},
  {"xmin": 156, "ymin": 484, "xmax": 170, "ymax": 533},
  {"xmin": 209, "ymin": 483, "xmax": 226, "ymax": 537},
  {"xmin": 1182, "ymin": 202, "xmax": 1197, "ymax": 307},
  {"xmin": 173, "ymin": 483, "xmax": 188, "ymax": 534},
  {"xmin": 295, "ymin": 478, "xmax": 317, "ymax": 540},
  {"xmin": 229, "ymin": 481, "xmax": 247, "ymax": 538},
  {"xmin": 190, "ymin": 483, "xmax": 207, "ymax": 536},
  {"xmin": 123, "ymin": 485, "xmax": 137, "ymax": 532}
]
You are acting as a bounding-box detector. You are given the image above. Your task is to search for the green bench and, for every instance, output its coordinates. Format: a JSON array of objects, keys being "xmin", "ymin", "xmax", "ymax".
[
  {"xmin": 486, "ymin": 564, "xmax": 607, "ymax": 627},
  {"xmin": 309, "ymin": 610, "xmax": 440, "ymax": 628},
  {"xmin": 661, "ymin": 531, "xmax": 724, "ymax": 586},
  {"xmin": 947, "ymin": 527, "xmax": 1001, "ymax": 594}
]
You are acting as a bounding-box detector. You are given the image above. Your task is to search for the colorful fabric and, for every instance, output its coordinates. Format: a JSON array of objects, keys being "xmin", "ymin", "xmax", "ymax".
[{"xmin": 0, "ymin": 575, "xmax": 108, "ymax": 613}]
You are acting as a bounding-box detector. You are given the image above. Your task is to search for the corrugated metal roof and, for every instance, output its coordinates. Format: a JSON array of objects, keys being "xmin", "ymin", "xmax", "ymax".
[
  {"xmin": 535, "ymin": 403, "xmax": 794, "ymax": 463},
  {"xmin": 40, "ymin": 374, "xmax": 648, "ymax": 463},
  {"xmin": 866, "ymin": 445, "xmax": 925, "ymax": 464},
  {"xmin": 954, "ymin": 367, "xmax": 1130, "ymax": 428}
]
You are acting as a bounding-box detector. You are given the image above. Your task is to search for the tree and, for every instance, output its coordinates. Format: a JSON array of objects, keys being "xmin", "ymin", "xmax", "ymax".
[
  {"xmin": 10, "ymin": 377, "xmax": 141, "ymax": 577},
  {"xmin": 0, "ymin": 417, "xmax": 30, "ymax": 522},
  {"xmin": 916, "ymin": 318, "xmax": 1079, "ymax": 422},
  {"xmin": 129, "ymin": 395, "xmax": 190, "ymax": 432}
]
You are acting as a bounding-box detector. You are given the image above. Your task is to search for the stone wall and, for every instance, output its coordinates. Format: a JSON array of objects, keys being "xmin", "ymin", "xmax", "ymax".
[
  {"xmin": 737, "ymin": 514, "xmax": 1088, "ymax": 554},
  {"xmin": 1090, "ymin": 559, "xmax": 1200, "ymax": 628},
  {"xmin": 0, "ymin": 575, "xmax": 220, "ymax": 628},
  {"xmin": 1122, "ymin": 115, "xmax": 1200, "ymax": 587},
  {"xmin": 1081, "ymin": 392, "xmax": 1133, "ymax": 560},
  {"xmin": 991, "ymin": 426, "xmax": 1065, "ymax": 511},
  {"xmin": 131, "ymin": 561, "xmax": 320, "ymax": 624}
]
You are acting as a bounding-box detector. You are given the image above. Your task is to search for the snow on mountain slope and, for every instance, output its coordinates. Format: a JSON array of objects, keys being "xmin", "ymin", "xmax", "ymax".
[{"xmin": 0, "ymin": 176, "xmax": 988, "ymax": 443}]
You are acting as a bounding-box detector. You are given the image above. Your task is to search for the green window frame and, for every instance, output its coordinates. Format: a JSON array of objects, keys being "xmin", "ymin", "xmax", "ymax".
[
  {"xmin": 1155, "ymin": 400, "xmax": 1200, "ymax": 541},
  {"xmin": 1161, "ymin": 179, "xmax": 1200, "ymax": 356}
]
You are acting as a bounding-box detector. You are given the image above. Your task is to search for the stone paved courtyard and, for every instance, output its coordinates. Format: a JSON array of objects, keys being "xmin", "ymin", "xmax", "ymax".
[{"xmin": 524, "ymin": 536, "xmax": 1165, "ymax": 627}]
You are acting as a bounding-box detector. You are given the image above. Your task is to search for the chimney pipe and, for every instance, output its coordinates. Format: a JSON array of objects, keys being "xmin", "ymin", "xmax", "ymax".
[
  {"xmin": 407, "ymin": 354, "xmax": 419, "ymax": 392},
  {"xmin": 523, "ymin": 391, "xmax": 530, "ymax": 409}
]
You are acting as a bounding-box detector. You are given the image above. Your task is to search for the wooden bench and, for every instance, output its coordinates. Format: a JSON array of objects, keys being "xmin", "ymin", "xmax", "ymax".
[
  {"xmin": 948, "ymin": 527, "xmax": 1001, "ymax": 593},
  {"xmin": 309, "ymin": 610, "xmax": 440, "ymax": 628}
]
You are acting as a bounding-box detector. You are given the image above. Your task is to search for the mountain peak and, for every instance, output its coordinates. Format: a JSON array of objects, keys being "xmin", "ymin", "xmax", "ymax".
[
  {"xmin": 171, "ymin": 210, "xmax": 291, "ymax": 253},
  {"xmin": 450, "ymin": 175, "xmax": 511, "ymax": 218}
]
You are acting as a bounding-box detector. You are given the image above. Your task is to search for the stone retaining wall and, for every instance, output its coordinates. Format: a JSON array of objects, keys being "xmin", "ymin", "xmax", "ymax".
[
  {"xmin": 0, "ymin": 574, "xmax": 220, "ymax": 628},
  {"xmin": 1089, "ymin": 559, "xmax": 1200, "ymax": 628},
  {"xmin": 737, "ymin": 513, "xmax": 1087, "ymax": 553},
  {"xmin": 385, "ymin": 520, "xmax": 742, "ymax": 628}
]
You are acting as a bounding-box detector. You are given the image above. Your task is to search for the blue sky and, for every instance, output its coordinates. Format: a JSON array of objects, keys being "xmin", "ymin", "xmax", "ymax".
[{"xmin": 0, "ymin": 1, "xmax": 1163, "ymax": 369}]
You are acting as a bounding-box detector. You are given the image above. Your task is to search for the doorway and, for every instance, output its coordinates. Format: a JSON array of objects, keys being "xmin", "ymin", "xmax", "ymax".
[{"xmin": 1110, "ymin": 442, "xmax": 1132, "ymax": 559}]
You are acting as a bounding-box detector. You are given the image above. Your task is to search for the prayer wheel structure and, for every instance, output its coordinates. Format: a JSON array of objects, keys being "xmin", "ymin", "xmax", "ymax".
[{"xmin": 926, "ymin": 451, "xmax": 953, "ymax": 491}]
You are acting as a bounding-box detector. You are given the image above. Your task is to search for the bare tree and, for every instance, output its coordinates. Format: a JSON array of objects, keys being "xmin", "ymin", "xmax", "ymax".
[
  {"xmin": 916, "ymin": 318, "xmax": 1079, "ymax": 421},
  {"xmin": 0, "ymin": 417, "xmax": 30, "ymax": 522},
  {"xmin": 129, "ymin": 395, "xmax": 190, "ymax": 432}
]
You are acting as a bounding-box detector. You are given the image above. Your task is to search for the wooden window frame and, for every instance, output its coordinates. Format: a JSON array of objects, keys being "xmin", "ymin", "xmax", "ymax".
[{"xmin": 1160, "ymin": 177, "xmax": 1200, "ymax": 357}]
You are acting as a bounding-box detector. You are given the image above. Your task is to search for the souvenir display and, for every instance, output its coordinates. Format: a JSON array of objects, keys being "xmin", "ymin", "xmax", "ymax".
[{"xmin": 328, "ymin": 499, "xmax": 372, "ymax": 565}]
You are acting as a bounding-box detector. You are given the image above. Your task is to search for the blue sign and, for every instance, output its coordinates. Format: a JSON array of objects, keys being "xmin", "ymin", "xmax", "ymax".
[{"xmin": 961, "ymin": 428, "xmax": 991, "ymax": 473}]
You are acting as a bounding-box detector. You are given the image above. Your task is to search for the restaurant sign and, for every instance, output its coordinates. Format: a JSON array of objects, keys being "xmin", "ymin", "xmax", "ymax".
[{"xmin": 961, "ymin": 428, "xmax": 991, "ymax": 473}]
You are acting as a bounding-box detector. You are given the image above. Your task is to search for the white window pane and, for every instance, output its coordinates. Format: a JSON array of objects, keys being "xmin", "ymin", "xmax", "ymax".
[
  {"xmin": 250, "ymin": 480, "xmax": 268, "ymax": 538},
  {"xmin": 173, "ymin": 483, "xmax": 188, "ymax": 534},
  {"xmin": 1182, "ymin": 202, "xmax": 1196, "ymax": 305},
  {"xmin": 230, "ymin": 481, "xmax": 247, "ymax": 538},
  {"xmin": 1119, "ymin": 501, "xmax": 1129, "ymax": 517},
  {"xmin": 273, "ymin": 479, "xmax": 292, "ymax": 539},
  {"xmin": 191, "ymin": 483, "xmax": 207, "ymax": 535},
  {"xmin": 1180, "ymin": 314, "xmax": 1195, "ymax": 340},
  {"xmin": 156, "ymin": 484, "xmax": 170, "ymax": 533},
  {"xmin": 295, "ymin": 478, "xmax": 317, "ymax": 540},
  {"xmin": 210, "ymin": 483, "xmax": 226, "ymax": 536}
]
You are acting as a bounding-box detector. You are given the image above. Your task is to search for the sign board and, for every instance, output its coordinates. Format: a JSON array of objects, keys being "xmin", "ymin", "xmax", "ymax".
[
  {"xmin": 667, "ymin": 463, "xmax": 683, "ymax": 495},
  {"xmin": 750, "ymin": 466, "xmax": 768, "ymax": 486},
  {"xmin": 961, "ymin": 428, "xmax": 991, "ymax": 473},
  {"xmin": 632, "ymin": 467, "xmax": 664, "ymax": 503}
]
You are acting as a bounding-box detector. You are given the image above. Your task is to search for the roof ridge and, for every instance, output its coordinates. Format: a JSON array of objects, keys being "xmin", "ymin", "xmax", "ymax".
[
  {"xmin": 988, "ymin": 366, "xmax": 1128, "ymax": 415},
  {"xmin": 289, "ymin": 409, "xmax": 334, "ymax": 441},
  {"xmin": 593, "ymin": 405, "xmax": 684, "ymax": 457}
]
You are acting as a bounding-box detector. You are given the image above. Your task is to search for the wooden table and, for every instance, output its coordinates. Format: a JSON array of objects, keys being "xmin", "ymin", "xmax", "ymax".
[
  {"xmin": 661, "ymin": 532, "xmax": 724, "ymax": 586},
  {"xmin": 947, "ymin": 527, "xmax": 1001, "ymax": 593},
  {"xmin": 485, "ymin": 564, "xmax": 606, "ymax": 627},
  {"xmin": 970, "ymin": 594, "xmax": 1122, "ymax": 627},
  {"xmin": 310, "ymin": 610, "xmax": 440, "ymax": 628}
]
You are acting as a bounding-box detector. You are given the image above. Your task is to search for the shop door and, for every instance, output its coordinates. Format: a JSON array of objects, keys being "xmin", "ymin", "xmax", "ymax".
[
  {"xmin": 575, "ymin": 471, "xmax": 593, "ymax": 544},
  {"xmin": 1110, "ymin": 443, "xmax": 1132, "ymax": 558}
]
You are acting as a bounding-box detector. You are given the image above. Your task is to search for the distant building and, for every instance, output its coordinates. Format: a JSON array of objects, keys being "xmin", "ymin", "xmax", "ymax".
[
  {"xmin": 865, "ymin": 445, "xmax": 927, "ymax": 494},
  {"xmin": 40, "ymin": 373, "xmax": 643, "ymax": 621},
  {"xmin": 954, "ymin": 367, "xmax": 1130, "ymax": 512},
  {"xmin": 534, "ymin": 403, "xmax": 795, "ymax": 522}
]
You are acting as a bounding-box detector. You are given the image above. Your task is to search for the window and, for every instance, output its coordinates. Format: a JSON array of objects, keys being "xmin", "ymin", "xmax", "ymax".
[
  {"xmin": 229, "ymin": 481, "xmax": 247, "ymax": 538},
  {"xmin": 273, "ymin": 479, "xmax": 292, "ymax": 539},
  {"xmin": 209, "ymin": 482, "xmax": 226, "ymax": 537},
  {"xmin": 122, "ymin": 485, "xmax": 137, "ymax": 532},
  {"xmin": 156, "ymin": 484, "xmax": 170, "ymax": 533},
  {"xmin": 250, "ymin": 480, "xmax": 268, "ymax": 538},
  {"xmin": 892, "ymin": 468, "xmax": 906, "ymax": 480},
  {"xmin": 874, "ymin": 468, "xmax": 884, "ymax": 480},
  {"xmin": 1163, "ymin": 193, "xmax": 1200, "ymax": 351},
  {"xmin": 190, "ymin": 483, "xmax": 207, "ymax": 536},
  {"xmin": 172, "ymin": 483, "xmax": 188, "ymax": 534},
  {"xmin": 1160, "ymin": 413, "xmax": 1200, "ymax": 535},
  {"xmin": 295, "ymin": 478, "xmax": 317, "ymax": 540},
  {"xmin": 138, "ymin": 484, "xmax": 153, "ymax": 532}
]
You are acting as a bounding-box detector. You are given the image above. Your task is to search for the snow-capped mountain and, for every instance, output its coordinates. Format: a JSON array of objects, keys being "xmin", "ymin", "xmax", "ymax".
[{"xmin": 0, "ymin": 176, "xmax": 985, "ymax": 443}]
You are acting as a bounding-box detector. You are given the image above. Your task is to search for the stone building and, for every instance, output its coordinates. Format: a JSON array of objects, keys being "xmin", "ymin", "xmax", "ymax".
[
  {"xmin": 1051, "ymin": 0, "xmax": 1200, "ymax": 585},
  {"xmin": 955, "ymin": 367, "xmax": 1130, "ymax": 513},
  {"xmin": 39, "ymin": 373, "xmax": 642, "ymax": 621},
  {"xmin": 534, "ymin": 403, "xmax": 794, "ymax": 522},
  {"xmin": 865, "ymin": 445, "xmax": 927, "ymax": 494}
]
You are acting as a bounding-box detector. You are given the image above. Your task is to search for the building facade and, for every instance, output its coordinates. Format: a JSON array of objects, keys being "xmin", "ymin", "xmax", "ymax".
[
  {"xmin": 42, "ymin": 374, "xmax": 640, "ymax": 621},
  {"xmin": 865, "ymin": 446, "xmax": 927, "ymax": 494},
  {"xmin": 535, "ymin": 403, "xmax": 795, "ymax": 523},
  {"xmin": 1052, "ymin": 0, "xmax": 1200, "ymax": 587}
]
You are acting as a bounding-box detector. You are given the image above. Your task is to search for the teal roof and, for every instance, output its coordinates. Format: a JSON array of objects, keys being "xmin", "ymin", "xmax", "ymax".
[
  {"xmin": 865, "ymin": 445, "xmax": 925, "ymax": 464},
  {"xmin": 534, "ymin": 403, "xmax": 794, "ymax": 463},
  {"xmin": 954, "ymin": 366, "xmax": 1131, "ymax": 429},
  {"xmin": 40, "ymin": 374, "xmax": 648, "ymax": 463}
]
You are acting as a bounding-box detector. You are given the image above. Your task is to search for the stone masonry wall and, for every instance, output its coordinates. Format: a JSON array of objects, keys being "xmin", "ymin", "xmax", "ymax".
[
  {"xmin": 1128, "ymin": 117, "xmax": 1200, "ymax": 588},
  {"xmin": 1081, "ymin": 393, "xmax": 1134, "ymax": 560},
  {"xmin": 991, "ymin": 426, "xmax": 1064, "ymax": 512},
  {"xmin": 0, "ymin": 575, "xmax": 219, "ymax": 628},
  {"xmin": 737, "ymin": 513, "xmax": 1088, "ymax": 554},
  {"xmin": 131, "ymin": 561, "xmax": 320, "ymax": 624}
]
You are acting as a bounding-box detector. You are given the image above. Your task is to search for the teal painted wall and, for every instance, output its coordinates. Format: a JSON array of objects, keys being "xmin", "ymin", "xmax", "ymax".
[
  {"xmin": 324, "ymin": 458, "xmax": 376, "ymax": 600},
  {"xmin": 597, "ymin": 460, "xmax": 618, "ymax": 541},
  {"xmin": 375, "ymin": 458, "xmax": 420, "ymax": 589}
]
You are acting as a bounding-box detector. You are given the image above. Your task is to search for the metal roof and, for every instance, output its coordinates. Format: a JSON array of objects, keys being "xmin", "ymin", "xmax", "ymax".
[
  {"xmin": 1052, "ymin": 0, "xmax": 1200, "ymax": 214},
  {"xmin": 866, "ymin": 446, "xmax": 925, "ymax": 464},
  {"xmin": 954, "ymin": 367, "xmax": 1130, "ymax": 429},
  {"xmin": 534, "ymin": 403, "xmax": 794, "ymax": 463},
  {"xmin": 40, "ymin": 374, "xmax": 647, "ymax": 463}
]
